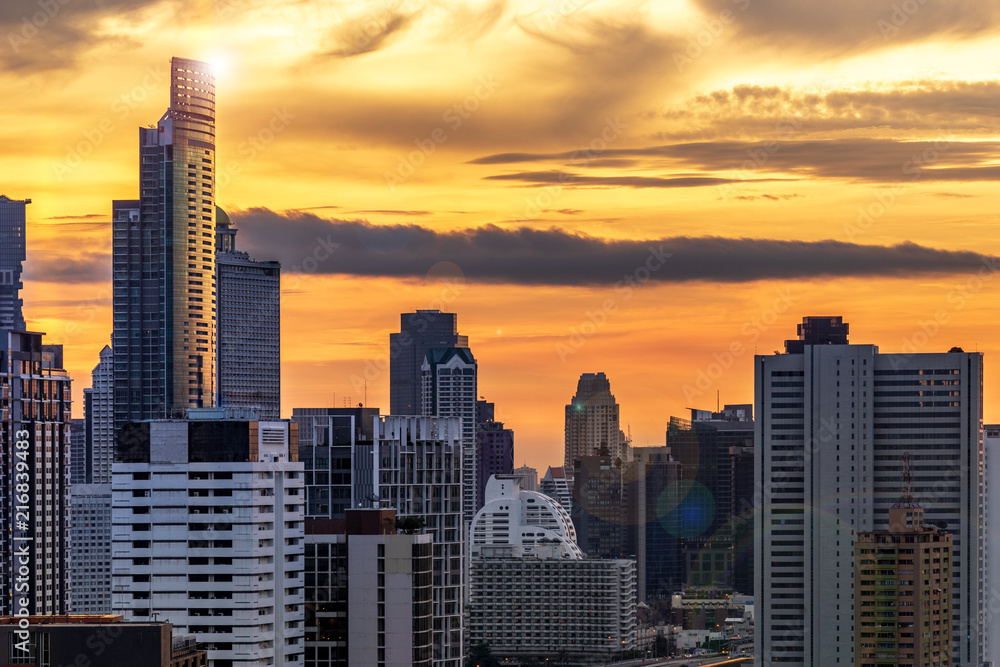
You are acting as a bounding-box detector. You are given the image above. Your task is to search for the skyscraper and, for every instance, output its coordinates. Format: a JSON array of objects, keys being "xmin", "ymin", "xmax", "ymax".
[
  {"xmin": 564, "ymin": 372, "xmax": 627, "ymax": 485},
  {"xmin": 421, "ymin": 346, "xmax": 477, "ymax": 526},
  {"xmin": 389, "ymin": 310, "xmax": 467, "ymax": 415},
  {"xmin": 0, "ymin": 194, "xmax": 27, "ymax": 330},
  {"xmin": 754, "ymin": 316, "xmax": 984, "ymax": 666},
  {"xmin": 82, "ymin": 344, "xmax": 114, "ymax": 484},
  {"xmin": 1, "ymin": 331, "xmax": 72, "ymax": 615},
  {"xmin": 216, "ymin": 208, "xmax": 281, "ymax": 418},
  {"xmin": 113, "ymin": 57, "xmax": 217, "ymax": 428}
]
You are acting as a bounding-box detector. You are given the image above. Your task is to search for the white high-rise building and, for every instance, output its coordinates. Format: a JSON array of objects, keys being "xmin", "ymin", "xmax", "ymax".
[
  {"xmin": 754, "ymin": 317, "xmax": 984, "ymax": 667},
  {"xmin": 421, "ymin": 347, "xmax": 478, "ymax": 528},
  {"xmin": 371, "ymin": 415, "xmax": 464, "ymax": 667},
  {"xmin": 111, "ymin": 416, "xmax": 305, "ymax": 666},
  {"xmin": 468, "ymin": 475, "xmax": 636, "ymax": 663}
]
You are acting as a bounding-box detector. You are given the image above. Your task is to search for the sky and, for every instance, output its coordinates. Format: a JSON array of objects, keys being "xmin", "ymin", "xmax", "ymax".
[{"xmin": 3, "ymin": 0, "xmax": 1000, "ymax": 473}]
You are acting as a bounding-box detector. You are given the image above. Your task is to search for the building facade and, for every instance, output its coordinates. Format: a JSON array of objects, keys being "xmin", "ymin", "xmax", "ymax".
[
  {"xmin": 0, "ymin": 616, "xmax": 208, "ymax": 667},
  {"xmin": 389, "ymin": 310, "xmax": 467, "ymax": 415},
  {"xmin": 476, "ymin": 420, "xmax": 514, "ymax": 513},
  {"xmin": 0, "ymin": 194, "xmax": 27, "ymax": 330},
  {"xmin": 215, "ymin": 209, "xmax": 281, "ymax": 419},
  {"xmin": 111, "ymin": 417, "xmax": 305, "ymax": 666},
  {"xmin": 1, "ymin": 331, "xmax": 72, "ymax": 615},
  {"xmin": 291, "ymin": 407, "xmax": 381, "ymax": 519},
  {"xmin": 468, "ymin": 476, "xmax": 636, "ymax": 663},
  {"xmin": 113, "ymin": 57, "xmax": 218, "ymax": 428},
  {"xmin": 854, "ymin": 473, "xmax": 953, "ymax": 666},
  {"xmin": 666, "ymin": 404, "xmax": 754, "ymax": 591},
  {"xmin": 421, "ymin": 346, "xmax": 477, "ymax": 526},
  {"xmin": 754, "ymin": 316, "xmax": 984, "ymax": 667},
  {"xmin": 564, "ymin": 372, "xmax": 627, "ymax": 486},
  {"xmin": 512, "ymin": 464, "xmax": 538, "ymax": 492},
  {"xmin": 81, "ymin": 344, "xmax": 114, "ymax": 484},
  {"xmin": 69, "ymin": 484, "xmax": 113, "ymax": 614},
  {"xmin": 304, "ymin": 511, "xmax": 434, "ymax": 667},
  {"xmin": 540, "ymin": 465, "xmax": 572, "ymax": 512},
  {"xmin": 370, "ymin": 416, "xmax": 464, "ymax": 667}
]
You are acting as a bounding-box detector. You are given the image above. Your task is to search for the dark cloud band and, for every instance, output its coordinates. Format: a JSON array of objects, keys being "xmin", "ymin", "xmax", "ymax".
[{"xmin": 232, "ymin": 207, "xmax": 991, "ymax": 286}]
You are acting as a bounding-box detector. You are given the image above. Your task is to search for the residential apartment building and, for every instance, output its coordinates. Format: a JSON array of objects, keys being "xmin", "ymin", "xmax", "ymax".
[
  {"xmin": 754, "ymin": 316, "xmax": 983, "ymax": 666},
  {"xmin": 111, "ymin": 417, "xmax": 305, "ymax": 666}
]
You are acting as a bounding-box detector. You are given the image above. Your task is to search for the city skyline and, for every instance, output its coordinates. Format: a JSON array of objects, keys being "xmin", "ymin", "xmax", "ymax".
[{"xmin": 4, "ymin": 0, "xmax": 1000, "ymax": 475}]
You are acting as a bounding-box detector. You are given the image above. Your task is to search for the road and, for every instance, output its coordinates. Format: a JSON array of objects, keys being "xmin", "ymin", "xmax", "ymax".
[{"xmin": 598, "ymin": 654, "xmax": 752, "ymax": 667}]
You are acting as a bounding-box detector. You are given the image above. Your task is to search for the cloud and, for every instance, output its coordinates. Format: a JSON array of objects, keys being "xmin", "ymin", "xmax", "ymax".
[
  {"xmin": 353, "ymin": 209, "xmax": 432, "ymax": 216},
  {"xmin": 230, "ymin": 207, "xmax": 991, "ymax": 286},
  {"xmin": 0, "ymin": 0, "xmax": 187, "ymax": 73},
  {"xmin": 656, "ymin": 81, "xmax": 1000, "ymax": 140},
  {"xmin": 324, "ymin": 9, "xmax": 415, "ymax": 58},
  {"xmin": 472, "ymin": 139, "xmax": 1000, "ymax": 184},
  {"xmin": 23, "ymin": 251, "xmax": 111, "ymax": 284},
  {"xmin": 484, "ymin": 169, "xmax": 791, "ymax": 188},
  {"xmin": 690, "ymin": 0, "xmax": 1000, "ymax": 53}
]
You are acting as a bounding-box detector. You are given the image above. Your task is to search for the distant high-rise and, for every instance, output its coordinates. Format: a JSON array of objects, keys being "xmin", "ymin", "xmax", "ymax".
[
  {"xmin": 389, "ymin": 310, "xmax": 467, "ymax": 415},
  {"xmin": 666, "ymin": 404, "xmax": 754, "ymax": 590},
  {"xmin": 540, "ymin": 465, "xmax": 572, "ymax": 512},
  {"xmin": 71, "ymin": 344, "xmax": 115, "ymax": 613},
  {"xmin": 81, "ymin": 344, "xmax": 114, "ymax": 484},
  {"xmin": 0, "ymin": 195, "xmax": 27, "ymax": 330},
  {"xmin": 216, "ymin": 208, "xmax": 281, "ymax": 418},
  {"xmin": 512, "ymin": 464, "xmax": 538, "ymax": 492},
  {"xmin": 564, "ymin": 372, "xmax": 627, "ymax": 483},
  {"xmin": 113, "ymin": 57, "xmax": 217, "ymax": 428},
  {"xmin": 476, "ymin": 420, "xmax": 514, "ymax": 512},
  {"xmin": 421, "ymin": 346, "xmax": 477, "ymax": 525},
  {"xmin": 754, "ymin": 316, "xmax": 984, "ymax": 667},
  {"xmin": 1, "ymin": 331, "xmax": 72, "ymax": 615}
]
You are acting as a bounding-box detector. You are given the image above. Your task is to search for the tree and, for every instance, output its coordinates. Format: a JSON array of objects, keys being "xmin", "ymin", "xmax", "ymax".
[
  {"xmin": 465, "ymin": 643, "xmax": 501, "ymax": 667},
  {"xmin": 395, "ymin": 516, "xmax": 425, "ymax": 534}
]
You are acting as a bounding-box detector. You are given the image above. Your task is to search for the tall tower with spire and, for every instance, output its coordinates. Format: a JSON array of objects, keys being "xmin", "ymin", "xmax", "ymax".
[{"xmin": 113, "ymin": 57, "xmax": 217, "ymax": 428}]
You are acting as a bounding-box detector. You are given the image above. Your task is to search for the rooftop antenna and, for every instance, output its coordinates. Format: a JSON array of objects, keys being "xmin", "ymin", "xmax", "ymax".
[
  {"xmin": 893, "ymin": 451, "xmax": 918, "ymax": 509},
  {"xmin": 364, "ymin": 380, "xmax": 367, "ymax": 407}
]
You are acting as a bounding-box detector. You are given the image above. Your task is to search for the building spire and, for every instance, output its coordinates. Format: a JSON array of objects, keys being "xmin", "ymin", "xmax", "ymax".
[{"xmin": 892, "ymin": 451, "xmax": 919, "ymax": 509}]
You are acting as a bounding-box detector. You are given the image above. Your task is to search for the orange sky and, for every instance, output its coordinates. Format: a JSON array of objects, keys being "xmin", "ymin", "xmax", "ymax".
[{"xmin": 3, "ymin": 0, "xmax": 1000, "ymax": 473}]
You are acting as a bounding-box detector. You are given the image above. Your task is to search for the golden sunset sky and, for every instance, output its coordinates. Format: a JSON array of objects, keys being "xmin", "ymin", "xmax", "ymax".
[{"xmin": 3, "ymin": 0, "xmax": 1000, "ymax": 472}]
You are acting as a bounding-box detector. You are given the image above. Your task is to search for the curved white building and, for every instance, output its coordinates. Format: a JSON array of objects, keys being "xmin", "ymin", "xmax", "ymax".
[
  {"xmin": 468, "ymin": 475, "xmax": 636, "ymax": 663},
  {"xmin": 471, "ymin": 475, "xmax": 582, "ymax": 559}
]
